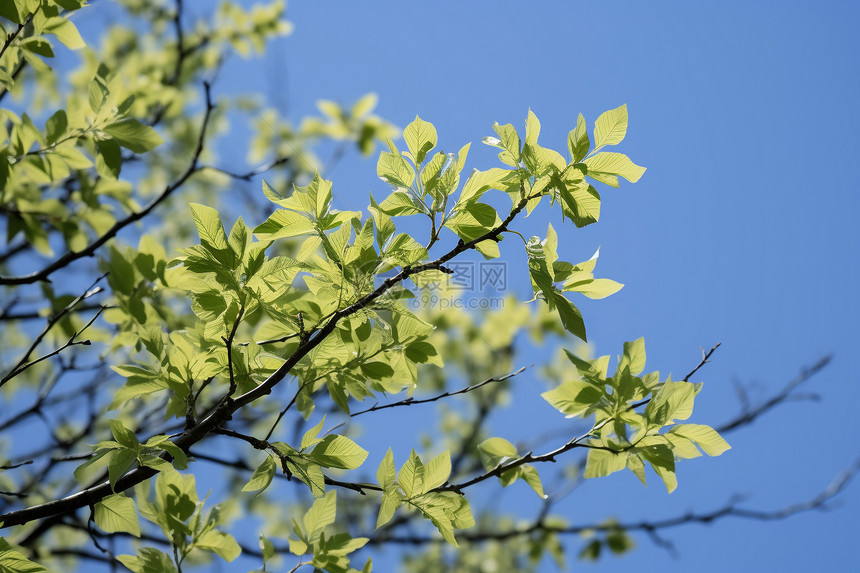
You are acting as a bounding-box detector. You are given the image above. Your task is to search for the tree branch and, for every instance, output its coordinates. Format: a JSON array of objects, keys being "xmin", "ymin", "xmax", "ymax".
[
  {"xmin": 202, "ymin": 155, "xmax": 291, "ymax": 181},
  {"xmin": 0, "ymin": 275, "xmax": 106, "ymax": 388},
  {"xmin": 717, "ymin": 355, "xmax": 831, "ymax": 434},
  {"xmin": 0, "ymin": 82, "xmax": 215, "ymax": 286},
  {"xmin": 372, "ymin": 458, "xmax": 860, "ymax": 545},
  {"xmin": 350, "ymin": 366, "xmax": 528, "ymax": 417},
  {"xmin": 0, "ymin": 190, "xmax": 539, "ymax": 529}
]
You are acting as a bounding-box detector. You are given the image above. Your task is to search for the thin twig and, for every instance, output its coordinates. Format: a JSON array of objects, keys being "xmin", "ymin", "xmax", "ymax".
[
  {"xmin": 717, "ymin": 355, "xmax": 832, "ymax": 433},
  {"xmin": 372, "ymin": 458, "xmax": 860, "ymax": 545},
  {"xmin": 0, "ymin": 275, "xmax": 107, "ymax": 387},
  {"xmin": 682, "ymin": 342, "xmax": 722, "ymax": 382},
  {"xmin": 350, "ymin": 366, "xmax": 528, "ymax": 417},
  {"xmin": 202, "ymin": 156, "xmax": 291, "ymax": 181}
]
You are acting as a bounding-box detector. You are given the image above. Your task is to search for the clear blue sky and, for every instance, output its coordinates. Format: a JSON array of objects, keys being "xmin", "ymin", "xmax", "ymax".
[{"xmin": 67, "ymin": 1, "xmax": 860, "ymax": 571}]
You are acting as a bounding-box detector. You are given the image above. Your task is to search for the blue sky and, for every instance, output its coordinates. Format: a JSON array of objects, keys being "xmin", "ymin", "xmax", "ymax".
[
  {"xmin": 36, "ymin": 1, "xmax": 860, "ymax": 571},
  {"xmin": 245, "ymin": 2, "xmax": 860, "ymax": 571}
]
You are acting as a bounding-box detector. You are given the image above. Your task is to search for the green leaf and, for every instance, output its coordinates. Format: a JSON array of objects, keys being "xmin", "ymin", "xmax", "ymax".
[
  {"xmin": 541, "ymin": 379, "xmax": 603, "ymax": 419},
  {"xmin": 44, "ymin": 110, "xmax": 68, "ymax": 146},
  {"xmin": 0, "ymin": 539, "xmax": 47, "ymax": 573},
  {"xmin": 579, "ymin": 539, "xmax": 602, "ymax": 561},
  {"xmin": 102, "ymin": 118, "xmax": 164, "ymax": 153},
  {"xmin": 617, "ymin": 338, "xmax": 646, "ymax": 377},
  {"xmin": 108, "ymin": 246, "xmax": 136, "ymax": 296},
  {"xmin": 89, "ymin": 64, "xmax": 111, "ymax": 113},
  {"xmin": 377, "ymin": 448, "xmax": 396, "ymax": 488},
  {"xmin": 242, "ymin": 455, "xmax": 277, "ymax": 494},
  {"xmin": 445, "ymin": 201, "xmax": 500, "ymax": 241},
  {"xmin": 583, "ymin": 152, "xmax": 646, "ymax": 185},
  {"xmin": 55, "ymin": 0, "xmax": 87, "ymax": 10},
  {"xmin": 301, "ymin": 417, "xmax": 327, "ymax": 450},
  {"xmin": 189, "ymin": 203, "xmax": 229, "ymax": 251},
  {"xmin": 377, "ymin": 144, "xmax": 415, "ymax": 188},
  {"xmin": 519, "ymin": 465, "xmax": 546, "ymax": 499},
  {"xmin": 607, "ymin": 529, "xmax": 635, "ymax": 554},
  {"xmin": 21, "ymin": 37, "xmax": 54, "ymax": 58},
  {"xmin": 94, "ymin": 494, "xmax": 141, "ymax": 537},
  {"xmin": 403, "ymin": 115, "xmax": 437, "ymax": 165},
  {"xmin": 626, "ymin": 453, "xmax": 648, "ymax": 485},
  {"xmin": 488, "ymin": 122, "xmax": 521, "ymax": 166},
  {"xmin": 477, "ymin": 437, "xmax": 518, "ymax": 471},
  {"xmin": 254, "ymin": 209, "xmax": 317, "ymax": 240},
  {"xmin": 310, "ymin": 435, "xmax": 368, "ymax": 470},
  {"xmin": 304, "ymin": 490, "xmax": 337, "ymax": 540},
  {"xmin": 376, "ymin": 490, "xmax": 399, "ymax": 529},
  {"xmin": 398, "ymin": 450, "xmax": 424, "ymax": 498},
  {"xmin": 383, "ymin": 233, "xmax": 427, "ymax": 266},
  {"xmin": 552, "ymin": 291, "xmax": 587, "ymax": 341},
  {"xmin": 669, "ymin": 424, "xmax": 731, "ymax": 456},
  {"xmin": 569, "ymin": 278, "xmax": 623, "ymax": 299},
  {"xmin": 583, "ymin": 448, "xmax": 627, "ymax": 479},
  {"xmin": 524, "ymin": 109, "xmax": 541, "ymax": 146},
  {"xmin": 593, "ymin": 104, "xmax": 628, "ymax": 149},
  {"xmin": 640, "ymin": 443, "xmax": 677, "ymax": 493},
  {"xmin": 259, "ymin": 534, "xmax": 275, "ymax": 563},
  {"xmin": 288, "ymin": 458, "xmax": 327, "ymax": 498},
  {"xmin": 117, "ymin": 548, "xmax": 177, "ymax": 573},
  {"xmin": 644, "ymin": 380, "xmax": 698, "ymax": 426},
  {"xmin": 378, "ymin": 190, "xmax": 427, "ymax": 216},
  {"xmin": 368, "ymin": 192, "xmax": 395, "ymax": 248},
  {"xmin": 351, "ymin": 92, "xmax": 377, "ymax": 117},
  {"xmin": 568, "ymin": 113, "xmax": 590, "ymax": 163},
  {"xmin": 195, "ymin": 530, "xmax": 241, "ymax": 562},
  {"xmin": 109, "ymin": 419, "xmax": 139, "ymax": 451},
  {"xmin": 95, "ymin": 137, "xmax": 122, "ymax": 179},
  {"xmin": 0, "ymin": 3, "xmax": 25, "ymax": 25},
  {"xmin": 107, "ymin": 448, "xmax": 137, "ymax": 491},
  {"xmin": 556, "ymin": 168, "xmax": 601, "ymax": 228},
  {"xmin": 422, "ymin": 451, "xmax": 451, "ymax": 492},
  {"xmin": 42, "ymin": 17, "xmax": 85, "ymax": 50},
  {"xmin": 458, "ymin": 167, "xmax": 509, "ymax": 205}
]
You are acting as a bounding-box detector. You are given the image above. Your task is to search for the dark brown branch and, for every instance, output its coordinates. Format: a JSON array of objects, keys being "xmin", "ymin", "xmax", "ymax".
[
  {"xmin": 202, "ymin": 155, "xmax": 291, "ymax": 181},
  {"xmin": 682, "ymin": 342, "xmax": 721, "ymax": 382},
  {"xmin": 373, "ymin": 459, "xmax": 860, "ymax": 545},
  {"xmin": 0, "ymin": 19, "xmax": 27, "ymax": 60},
  {"xmin": 0, "ymin": 242, "xmax": 29, "ymax": 264},
  {"xmin": 47, "ymin": 548, "xmax": 115, "ymax": 565},
  {"xmin": 0, "ymin": 60, "xmax": 26, "ymax": 104},
  {"xmin": 0, "ymin": 303, "xmax": 112, "ymax": 322},
  {"xmin": 0, "ymin": 82, "xmax": 215, "ymax": 286},
  {"xmin": 0, "ymin": 189, "xmax": 538, "ymax": 528},
  {"xmin": 168, "ymin": 0, "xmax": 185, "ymax": 84},
  {"xmin": 350, "ymin": 366, "xmax": 527, "ymax": 417},
  {"xmin": 223, "ymin": 306, "xmax": 245, "ymax": 396},
  {"xmin": 0, "ymin": 275, "xmax": 106, "ymax": 388},
  {"xmin": 717, "ymin": 355, "xmax": 832, "ymax": 434},
  {"xmin": 197, "ymin": 446, "xmax": 382, "ymax": 495},
  {"xmin": 437, "ymin": 342, "xmax": 725, "ymax": 493},
  {"xmin": 1, "ymin": 308, "xmax": 103, "ymax": 386}
]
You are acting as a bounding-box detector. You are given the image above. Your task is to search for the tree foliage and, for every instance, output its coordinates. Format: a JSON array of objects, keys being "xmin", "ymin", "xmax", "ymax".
[{"xmin": 0, "ymin": 2, "xmax": 851, "ymax": 572}]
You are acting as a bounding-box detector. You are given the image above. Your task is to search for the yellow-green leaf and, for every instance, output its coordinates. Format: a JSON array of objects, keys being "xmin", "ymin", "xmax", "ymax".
[
  {"xmin": 102, "ymin": 118, "xmax": 163, "ymax": 154},
  {"xmin": 669, "ymin": 424, "xmax": 731, "ymax": 456},
  {"xmin": 584, "ymin": 152, "xmax": 646, "ymax": 184},
  {"xmin": 593, "ymin": 104, "xmax": 628, "ymax": 149},
  {"xmin": 94, "ymin": 494, "xmax": 140, "ymax": 537}
]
